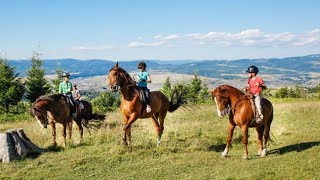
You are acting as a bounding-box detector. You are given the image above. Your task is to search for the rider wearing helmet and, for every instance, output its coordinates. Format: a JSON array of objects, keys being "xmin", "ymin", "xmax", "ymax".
[
  {"xmin": 59, "ymin": 72, "xmax": 72, "ymax": 95},
  {"xmin": 246, "ymin": 65, "xmax": 266, "ymax": 123},
  {"xmin": 137, "ymin": 61, "xmax": 152, "ymax": 113},
  {"xmin": 59, "ymin": 72, "xmax": 76, "ymax": 117}
]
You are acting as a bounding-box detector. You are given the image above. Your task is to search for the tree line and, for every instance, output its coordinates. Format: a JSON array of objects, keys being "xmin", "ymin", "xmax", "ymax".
[{"xmin": 1, "ymin": 53, "xmax": 320, "ymax": 118}]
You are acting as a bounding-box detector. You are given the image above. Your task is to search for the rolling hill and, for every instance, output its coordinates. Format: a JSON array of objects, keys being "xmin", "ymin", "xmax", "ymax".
[{"xmin": 8, "ymin": 54, "xmax": 320, "ymax": 89}]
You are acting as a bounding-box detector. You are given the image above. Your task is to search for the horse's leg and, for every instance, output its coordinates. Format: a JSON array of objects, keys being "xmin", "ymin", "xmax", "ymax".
[
  {"xmin": 150, "ymin": 115, "xmax": 161, "ymax": 146},
  {"xmin": 256, "ymin": 125, "xmax": 265, "ymax": 156},
  {"xmin": 127, "ymin": 126, "xmax": 132, "ymax": 145},
  {"xmin": 122, "ymin": 114, "xmax": 138, "ymax": 146},
  {"xmin": 261, "ymin": 124, "xmax": 271, "ymax": 157},
  {"xmin": 222, "ymin": 122, "xmax": 235, "ymax": 157},
  {"xmin": 241, "ymin": 125, "xmax": 249, "ymax": 160},
  {"xmin": 67, "ymin": 120, "xmax": 73, "ymax": 140},
  {"xmin": 75, "ymin": 119, "xmax": 83, "ymax": 144},
  {"xmin": 62, "ymin": 123, "xmax": 67, "ymax": 147},
  {"xmin": 156, "ymin": 111, "xmax": 167, "ymax": 146},
  {"xmin": 50, "ymin": 122, "xmax": 57, "ymax": 146}
]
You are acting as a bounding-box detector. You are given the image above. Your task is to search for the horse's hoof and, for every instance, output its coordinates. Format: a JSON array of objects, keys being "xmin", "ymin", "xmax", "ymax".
[
  {"xmin": 260, "ymin": 149, "xmax": 267, "ymax": 157},
  {"xmin": 156, "ymin": 138, "xmax": 161, "ymax": 147},
  {"xmin": 221, "ymin": 149, "xmax": 228, "ymax": 157},
  {"xmin": 243, "ymin": 155, "xmax": 248, "ymax": 160},
  {"xmin": 220, "ymin": 155, "xmax": 228, "ymax": 158}
]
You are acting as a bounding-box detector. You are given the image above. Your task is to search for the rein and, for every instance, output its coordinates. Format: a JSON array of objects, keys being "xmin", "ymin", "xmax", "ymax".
[{"xmin": 231, "ymin": 94, "xmax": 253, "ymax": 115}]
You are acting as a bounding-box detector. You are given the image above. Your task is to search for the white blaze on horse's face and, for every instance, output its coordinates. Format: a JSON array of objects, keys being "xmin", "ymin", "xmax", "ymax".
[
  {"xmin": 214, "ymin": 96, "xmax": 230, "ymax": 117},
  {"xmin": 108, "ymin": 69, "xmax": 120, "ymax": 92},
  {"xmin": 35, "ymin": 116, "xmax": 48, "ymax": 129},
  {"xmin": 32, "ymin": 107, "xmax": 49, "ymax": 129}
]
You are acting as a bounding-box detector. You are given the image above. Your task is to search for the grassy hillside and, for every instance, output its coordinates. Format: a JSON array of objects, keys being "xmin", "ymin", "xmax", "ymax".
[{"xmin": 1, "ymin": 99, "xmax": 320, "ymax": 179}]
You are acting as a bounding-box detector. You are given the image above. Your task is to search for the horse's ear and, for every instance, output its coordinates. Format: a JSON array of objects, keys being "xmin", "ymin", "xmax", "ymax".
[{"xmin": 115, "ymin": 62, "xmax": 119, "ymax": 68}]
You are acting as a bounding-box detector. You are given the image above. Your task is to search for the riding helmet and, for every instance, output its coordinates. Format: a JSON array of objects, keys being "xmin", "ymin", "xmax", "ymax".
[
  {"xmin": 62, "ymin": 72, "xmax": 70, "ymax": 77},
  {"xmin": 246, "ymin": 65, "xmax": 259, "ymax": 74},
  {"xmin": 137, "ymin": 61, "xmax": 147, "ymax": 69}
]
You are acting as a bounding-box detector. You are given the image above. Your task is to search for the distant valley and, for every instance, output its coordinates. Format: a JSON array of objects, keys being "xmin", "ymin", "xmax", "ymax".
[{"xmin": 8, "ymin": 54, "xmax": 320, "ymax": 90}]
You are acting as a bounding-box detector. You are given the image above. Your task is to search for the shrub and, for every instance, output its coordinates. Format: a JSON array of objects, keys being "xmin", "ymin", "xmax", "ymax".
[{"xmin": 91, "ymin": 92, "xmax": 121, "ymax": 114}]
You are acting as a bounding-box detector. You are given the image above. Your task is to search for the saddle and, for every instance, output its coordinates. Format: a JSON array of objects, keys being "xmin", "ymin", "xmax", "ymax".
[{"xmin": 137, "ymin": 87, "xmax": 150, "ymax": 104}]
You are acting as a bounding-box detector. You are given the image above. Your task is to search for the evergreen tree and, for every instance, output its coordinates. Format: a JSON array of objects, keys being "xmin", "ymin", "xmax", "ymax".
[
  {"xmin": 188, "ymin": 72, "xmax": 209, "ymax": 103},
  {"xmin": 0, "ymin": 58, "xmax": 24, "ymax": 113},
  {"xmin": 51, "ymin": 67, "xmax": 64, "ymax": 93},
  {"xmin": 161, "ymin": 77, "xmax": 172, "ymax": 98},
  {"xmin": 25, "ymin": 52, "xmax": 50, "ymax": 102}
]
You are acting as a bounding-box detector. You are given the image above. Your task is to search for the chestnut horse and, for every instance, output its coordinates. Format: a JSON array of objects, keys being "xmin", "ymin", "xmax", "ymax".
[
  {"xmin": 31, "ymin": 94, "xmax": 95, "ymax": 146},
  {"xmin": 108, "ymin": 62, "xmax": 184, "ymax": 146},
  {"xmin": 211, "ymin": 85, "xmax": 273, "ymax": 159}
]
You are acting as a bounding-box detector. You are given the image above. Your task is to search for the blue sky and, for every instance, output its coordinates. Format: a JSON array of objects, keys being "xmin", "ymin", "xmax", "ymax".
[{"xmin": 0, "ymin": 0, "xmax": 319, "ymax": 60}]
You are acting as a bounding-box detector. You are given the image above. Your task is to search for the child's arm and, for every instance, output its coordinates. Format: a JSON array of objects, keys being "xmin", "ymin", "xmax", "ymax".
[{"xmin": 146, "ymin": 74, "xmax": 152, "ymax": 83}]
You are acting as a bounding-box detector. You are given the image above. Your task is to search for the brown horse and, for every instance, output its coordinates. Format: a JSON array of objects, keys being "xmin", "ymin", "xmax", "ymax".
[
  {"xmin": 211, "ymin": 85, "xmax": 273, "ymax": 159},
  {"xmin": 108, "ymin": 62, "xmax": 184, "ymax": 146},
  {"xmin": 31, "ymin": 94, "xmax": 95, "ymax": 146}
]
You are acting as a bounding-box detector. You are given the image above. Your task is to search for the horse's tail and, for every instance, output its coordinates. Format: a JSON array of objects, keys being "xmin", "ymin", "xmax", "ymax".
[
  {"xmin": 168, "ymin": 87, "xmax": 186, "ymax": 112},
  {"xmin": 86, "ymin": 113, "xmax": 106, "ymax": 121},
  {"xmin": 80, "ymin": 100, "xmax": 106, "ymax": 121}
]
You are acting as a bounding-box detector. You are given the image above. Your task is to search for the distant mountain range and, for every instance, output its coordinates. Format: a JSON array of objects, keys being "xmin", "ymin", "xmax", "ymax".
[{"xmin": 8, "ymin": 54, "xmax": 320, "ymax": 87}]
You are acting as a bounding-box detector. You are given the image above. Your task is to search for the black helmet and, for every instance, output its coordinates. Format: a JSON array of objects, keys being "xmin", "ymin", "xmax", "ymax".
[
  {"xmin": 62, "ymin": 72, "xmax": 70, "ymax": 77},
  {"xmin": 137, "ymin": 61, "xmax": 146, "ymax": 69},
  {"xmin": 246, "ymin": 65, "xmax": 259, "ymax": 74}
]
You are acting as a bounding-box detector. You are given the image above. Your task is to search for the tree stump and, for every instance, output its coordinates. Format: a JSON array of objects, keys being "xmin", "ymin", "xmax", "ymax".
[{"xmin": 0, "ymin": 128, "xmax": 45, "ymax": 163}]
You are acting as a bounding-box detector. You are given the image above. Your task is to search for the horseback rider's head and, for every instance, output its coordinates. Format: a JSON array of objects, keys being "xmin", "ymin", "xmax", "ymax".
[
  {"xmin": 137, "ymin": 61, "xmax": 147, "ymax": 71},
  {"xmin": 246, "ymin": 65, "xmax": 258, "ymax": 77},
  {"xmin": 62, "ymin": 72, "xmax": 70, "ymax": 81}
]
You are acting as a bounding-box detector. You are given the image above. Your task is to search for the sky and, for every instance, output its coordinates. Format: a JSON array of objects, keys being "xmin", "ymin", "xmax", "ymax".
[{"xmin": 0, "ymin": 0, "xmax": 319, "ymax": 61}]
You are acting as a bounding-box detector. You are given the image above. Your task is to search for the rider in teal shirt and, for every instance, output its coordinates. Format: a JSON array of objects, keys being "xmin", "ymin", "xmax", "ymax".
[{"xmin": 137, "ymin": 61, "xmax": 152, "ymax": 113}]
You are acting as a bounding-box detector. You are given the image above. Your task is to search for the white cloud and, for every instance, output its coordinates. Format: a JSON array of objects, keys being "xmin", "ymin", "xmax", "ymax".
[
  {"xmin": 72, "ymin": 28, "xmax": 320, "ymax": 51},
  {"xmin": 127, "ymin": 41, "xmax": 165, "ymax": 48},
  {"xmin": 72, "ymin": 45, "xmax": 114, "ymax": 51}
]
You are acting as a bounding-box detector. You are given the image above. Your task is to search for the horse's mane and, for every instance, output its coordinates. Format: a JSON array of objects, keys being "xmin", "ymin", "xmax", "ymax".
[
  {"xmin": 110, "ymin": 66, "xmax": 135, "ymax": 84},
  {"xmin": 220, "ymin": 85, "xmax": 245, "ymax": 98}
]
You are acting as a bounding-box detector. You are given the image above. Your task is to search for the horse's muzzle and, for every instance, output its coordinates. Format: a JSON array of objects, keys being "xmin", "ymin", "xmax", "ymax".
[
  {"xmin": 217, "ymin": 106, "xmax": 231, "ymax": 117},
  {"xmin": 110, "ymin": 85, "xmax": 119, "ymax": 92}
]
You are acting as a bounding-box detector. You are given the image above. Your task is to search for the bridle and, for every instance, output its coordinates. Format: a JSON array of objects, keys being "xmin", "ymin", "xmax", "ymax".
[{"xmin": 110, "ymin": 69, "xmax": 136, "ymax": 92}]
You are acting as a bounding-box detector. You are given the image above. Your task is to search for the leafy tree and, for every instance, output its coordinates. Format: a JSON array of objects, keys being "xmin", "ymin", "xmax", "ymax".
[
  {"xmin": 161, "ymin": 77, "xmax": 173, "ymax": 98},
  {"xmin": 51, "ymin": 67, "xmax": 64, "ymax": 93},
  {"xmin": 0, "ymin": 58, "xmax": 24, "ymax": 113},
  {"xmin": 25, "ymin": 52, "xmax": 50, "ymax": 102},
  {"xmin": 275, "ymin": 87, "xmax": 289, "ymax": 98},
  {"xmin": 275, "ymin": 86, "xmax": 307, "ymax": 98}
]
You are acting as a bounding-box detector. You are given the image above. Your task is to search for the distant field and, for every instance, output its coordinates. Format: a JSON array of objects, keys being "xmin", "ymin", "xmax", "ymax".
[
  {"xmin": 1, "ymin": 99, "xmax": 319, "ymax": 179},
  {"xmin": 67, "ymin": 70, "xmax": 246, "ymax": 92}
]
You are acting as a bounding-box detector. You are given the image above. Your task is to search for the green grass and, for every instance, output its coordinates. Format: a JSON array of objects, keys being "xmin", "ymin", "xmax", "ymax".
[{"xmin": 1, "ymin": 100, "xmax": 320, "ymax": 179}]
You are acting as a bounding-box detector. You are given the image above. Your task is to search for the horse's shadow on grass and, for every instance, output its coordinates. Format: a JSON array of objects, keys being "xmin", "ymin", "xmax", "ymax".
[
  {"xmin": 207, "ymin": 141, "xmax": 320, "ymax": 154},
  {"xmin": 268, "ymin": 141, "xmax": 320, "ymax": 155},
  {"xmin": 208, "ymin": 144, "xmax": 226, "ymax": 152}
]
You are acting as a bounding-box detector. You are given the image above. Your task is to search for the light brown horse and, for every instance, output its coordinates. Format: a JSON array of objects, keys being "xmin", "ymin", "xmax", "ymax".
[
  {"xmin": 211, "ymin": 85, "xmax": 273, "ymax": 159},
  {"xmin": 108, "ymin": 62, "xmax": 184, "ymax": 146},
  {"xmin": 31, "ymin": 94, "xmax": 95, "ymax": 146}
]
